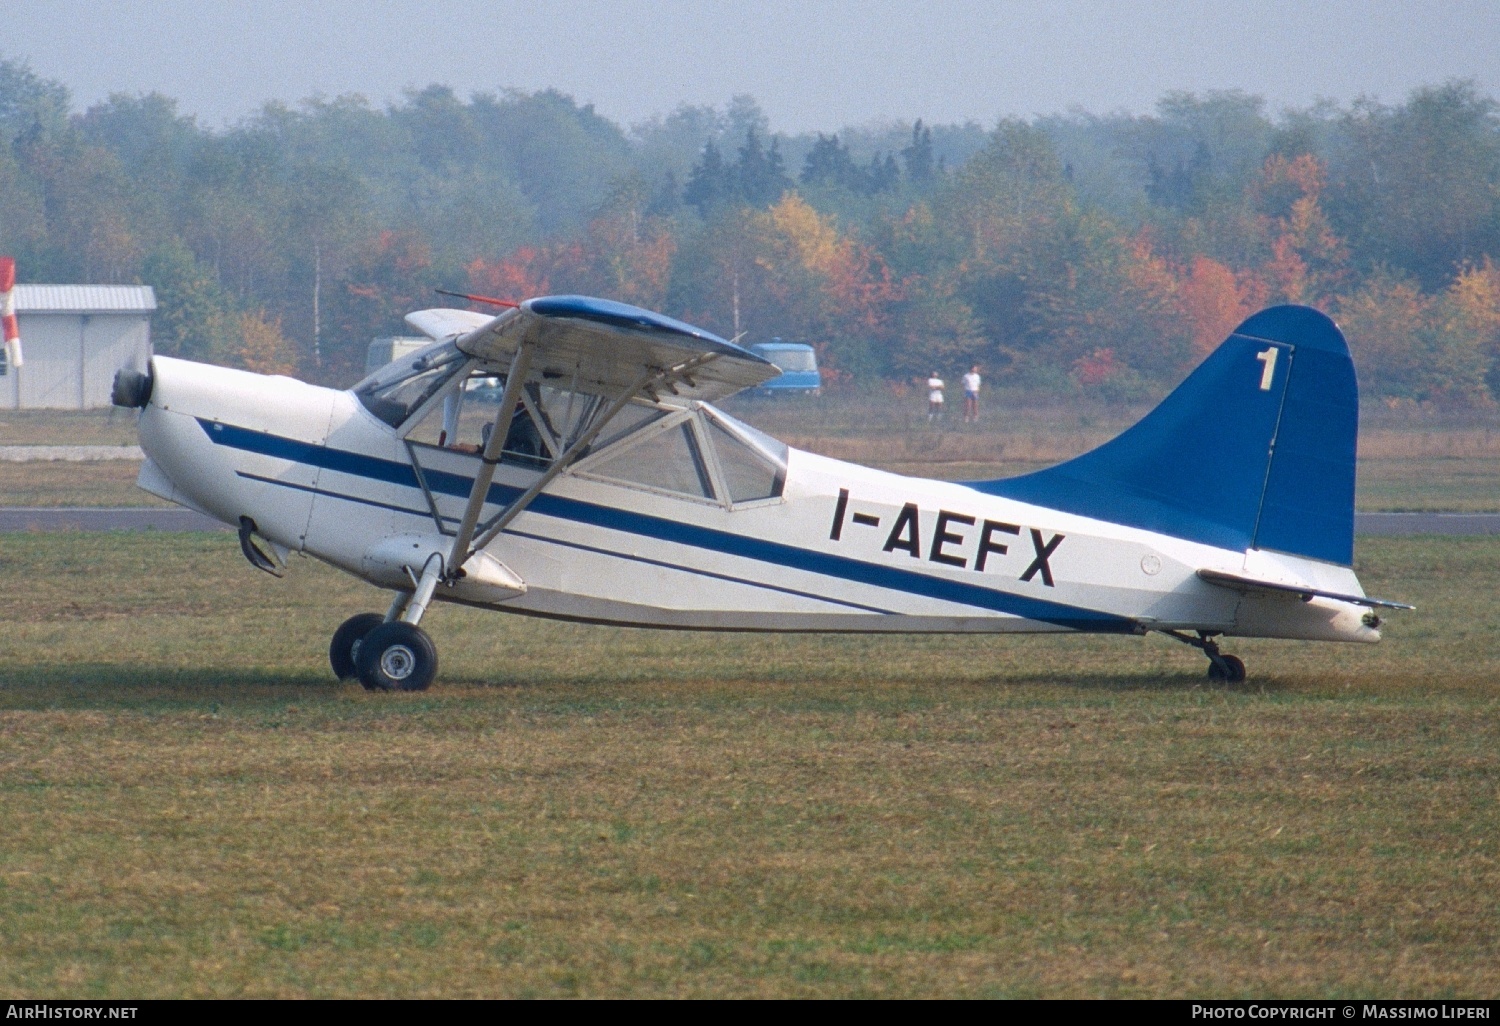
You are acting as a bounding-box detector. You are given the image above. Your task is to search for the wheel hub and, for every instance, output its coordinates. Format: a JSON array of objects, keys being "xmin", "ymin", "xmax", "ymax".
[{"xmin": 380, "ymin": 644, "xmax": 417, "ymax": 681}]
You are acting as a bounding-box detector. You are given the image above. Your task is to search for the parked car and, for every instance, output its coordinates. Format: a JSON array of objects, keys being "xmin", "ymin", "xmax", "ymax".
[{"xmin": 748, "ymin": 341, "xmax": 821, "ymax": 396}]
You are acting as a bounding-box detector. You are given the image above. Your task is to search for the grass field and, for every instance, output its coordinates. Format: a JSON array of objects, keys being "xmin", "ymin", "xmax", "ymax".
[
  {"xmin": 0, "ymin": 410, "xmax": 141, "ymax": 447},
  {"xmin": 0, "ymin": 532, "xmax": 1495, "ymax": 997},
  {"xmin": 0, "ymin": 461, "xmax": 172, "ymax": 508}
]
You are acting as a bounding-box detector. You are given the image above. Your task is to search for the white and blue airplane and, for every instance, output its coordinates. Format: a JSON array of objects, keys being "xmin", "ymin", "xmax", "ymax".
[{"xmin": 111, "ymin": 296, "xmax": 1409, "ymax": 691}]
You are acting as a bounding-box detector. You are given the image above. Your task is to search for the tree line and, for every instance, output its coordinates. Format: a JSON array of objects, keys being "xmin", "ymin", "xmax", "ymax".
[{"xmin": 3, "ymin": 55, "xmax": 1500, "ymax": 405}]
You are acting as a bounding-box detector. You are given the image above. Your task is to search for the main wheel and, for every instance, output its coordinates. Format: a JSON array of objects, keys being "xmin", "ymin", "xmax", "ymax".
[
  {"xmin": 355, "ymin": 621, "xmax": 438, "ymax": 692},
  {"xmin": 1207, "ymin": 654, "xmax": 1247, "ymax": 683},
  {"xmin": 330, "ymin": 612, "xmax": 386, "ymax": 681}
]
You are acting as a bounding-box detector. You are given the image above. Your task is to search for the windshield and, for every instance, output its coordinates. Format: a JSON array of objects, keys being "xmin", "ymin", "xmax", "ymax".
[
  {"xmin": 353, "ymin": 342, "xmax": 469, "ymax": 428},
  {"xmin": 763, "ymin": 349, "xmax": 816, "ymax": 373},
  {"xmin": 704, "ymin": 406, "xmax": 788, "ymax": 468}
]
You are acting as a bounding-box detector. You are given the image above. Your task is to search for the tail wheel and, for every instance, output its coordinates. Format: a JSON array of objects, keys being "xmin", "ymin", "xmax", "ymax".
[
  {"xmin": 329, "ymin": 613, "xmax": 386, "ymax": 681},
  {"xmin": 355, "ymin": 621, "xmax": 439, "ymax": 692},
  {"xmin": 1207, "ymin": 654, "xmax": 1247, "ymax": 683}
]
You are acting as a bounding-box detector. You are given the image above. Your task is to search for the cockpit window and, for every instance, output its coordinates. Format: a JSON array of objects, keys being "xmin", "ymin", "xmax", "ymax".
[
  {"xmin": 704, "ymin": 407, "xmax": 789, "ymax": 467},
  {"xmin": 706, "ymin": 419, "xmax": 784, "ymax": 503},
  {"xmin": 594, "ymin": 401, "xmax": 666, "ymax": 449},
  {"xmin": 354, "ymin": 342, "xmax": 468, "ymax": 428},
  {"xmin": 583, "ymin": 417, "xmax": 717, "ymax": 500},
  {"xmin": 576, "ymin": 405, "xmax": 786, "ymax": 506}
]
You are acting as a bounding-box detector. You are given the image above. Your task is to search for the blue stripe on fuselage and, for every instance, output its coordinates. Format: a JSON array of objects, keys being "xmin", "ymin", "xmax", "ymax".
[{"xmin": 198, "ymin": 418, "xmax": 1133, "ymax": 631}]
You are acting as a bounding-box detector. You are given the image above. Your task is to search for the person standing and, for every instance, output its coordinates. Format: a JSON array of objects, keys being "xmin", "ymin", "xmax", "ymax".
[
  {"xmin": 926, "ymin": 371, "xmax": 945, "ymax": 421},
  {"xmin": 962, "ymin": 365, "xmax": 981, "ymax": 423}
]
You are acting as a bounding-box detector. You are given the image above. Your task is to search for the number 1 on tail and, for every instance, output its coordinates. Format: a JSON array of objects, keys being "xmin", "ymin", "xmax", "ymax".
[{"xmin": 1256, "ymin": 347, "xmax": 1278, "ymax": 391}]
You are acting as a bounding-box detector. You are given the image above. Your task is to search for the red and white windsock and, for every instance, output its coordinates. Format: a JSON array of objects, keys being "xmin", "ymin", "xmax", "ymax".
[{"xmin": 0, "ymin": 257, "xmax": 21, "ymax": 368}]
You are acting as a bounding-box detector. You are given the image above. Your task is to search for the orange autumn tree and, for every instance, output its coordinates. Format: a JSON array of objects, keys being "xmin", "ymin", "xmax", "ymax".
[
  {"xmin": 466, "ymin": 246, "xmax": 555, "ymax": 303},
  {"xmin": 325, "ymin": 230, "xmax": 437, "ymax": 383},
  {"xmin": 1434, "ymin": 258, "xmax": 1500, "ymax": 403},
  {"xmin": 233, "ymin": 311, "xmax": 298, "ymax": 377},
  {"xmin": 1335, "ymin": 262, "xmax": 1496, "ymax": 406},
  {"xmin": 1336, "ymin": 269, "xmax": 1435, "ymax": 402},
  {"xmin": 1177, "ymin": 254, "xmax": 1261, "ymax": 359},
  {"xmin": 466, "ymin": 241, "xmax": 591, "ymax": 306},
  {"xmin": 581, "ymin": 211, "xmax": 676, "ymax": 311},
  {"xmin": 1027, "ymin": 218, "xmax": 1193, "ymax": 387},
  {"xmin": 1251, "ymin": 154, "xmax": 1348, "ymax": 306},
  {"xmin": 748, "ymin": 194, "xmax": 901, "ymax": 380}
]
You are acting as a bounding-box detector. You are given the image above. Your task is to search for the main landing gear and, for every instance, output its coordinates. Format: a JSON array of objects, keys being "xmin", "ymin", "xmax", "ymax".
[
  {"xmin": 330, "ymin": 554, "xmax": 443, "ymax": 692},
  {"xmin": 1162, "ymin": 630, "xmax": 1247, "ymax": 684},
  {"xmin": 330, "ymin": 613, "xmax": 438, "ymax": 692}
]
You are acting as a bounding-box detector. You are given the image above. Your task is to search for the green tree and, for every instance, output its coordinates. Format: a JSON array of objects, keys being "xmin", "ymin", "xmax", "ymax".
[
  {"xmin": 1328, "ymin": 81, "xmax": 1500, "ymax": 290},
  {"xmin": 467, "ymin": 88, "xmax": 633, "ymax": 235},
  {"xmin": 0, "ymin": 56, "xmax": 69, "ymax": 144},
  {"xmin": 801, "ymin": 133, "xmax": 862, "ymax": 191},
  {"xmin": 902, "ymin": 120, "xmax": 934, "ymax": 187},
  {"xmin": 144, "ymin": 239, "xmax": 236, "ymax": 362},
  {"xmin": 683, "ymin": 140, "xmax": 736, "ymax": 214},
  {"xmin": 735, "ymin": 128, "xmax": 792, "ymax": 207}
]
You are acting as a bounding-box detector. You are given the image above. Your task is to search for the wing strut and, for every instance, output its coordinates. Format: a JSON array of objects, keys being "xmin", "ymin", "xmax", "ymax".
[
  {"xmin": 446, "ymin": 342, "xmax": 535, "ymax": 577},
  {"xmin": 451, "ymin": 351, "xmax": 721, "ymax": 574}
]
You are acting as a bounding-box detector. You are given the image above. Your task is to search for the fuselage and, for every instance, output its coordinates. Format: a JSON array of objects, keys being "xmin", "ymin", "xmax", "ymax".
[{"xmin": 134, "ymin": 355, "xmax": 1379, "ymax": 644}]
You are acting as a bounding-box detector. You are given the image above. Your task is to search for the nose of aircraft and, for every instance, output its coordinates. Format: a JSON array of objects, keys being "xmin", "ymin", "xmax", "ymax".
[{"xmin": 123, "ymin": 356, "xmax": 339, "ymax": 551}]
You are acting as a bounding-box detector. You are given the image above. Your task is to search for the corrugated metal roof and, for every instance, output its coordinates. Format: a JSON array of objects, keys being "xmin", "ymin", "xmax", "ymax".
[{"xmin": 13, "ymin": 285, "xmax": 157, "ymax": 313}]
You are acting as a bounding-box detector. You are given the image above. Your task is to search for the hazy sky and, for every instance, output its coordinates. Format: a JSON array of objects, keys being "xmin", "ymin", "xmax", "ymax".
[{"xmin": 9, "ymin": 0, "xmax": 1500, "ymax": 132}]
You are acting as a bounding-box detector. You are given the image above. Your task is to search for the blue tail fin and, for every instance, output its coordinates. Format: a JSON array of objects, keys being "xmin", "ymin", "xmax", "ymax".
[{"xmin": 967, "ymin": 306, "xmax": 1358, "ymax": 565}]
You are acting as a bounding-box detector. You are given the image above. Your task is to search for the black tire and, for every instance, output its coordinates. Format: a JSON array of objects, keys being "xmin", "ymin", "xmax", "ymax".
[
  {"xmin": 1207, "ymin": 654, "xmax": 1247, "ymax": 684},
  {"xmin": 355, "ymin": 621, "xmax": 438, "ymax": 692},
  {"xmin": 330, "ymin": 613, "xmax": 386, "ymax": 681}
]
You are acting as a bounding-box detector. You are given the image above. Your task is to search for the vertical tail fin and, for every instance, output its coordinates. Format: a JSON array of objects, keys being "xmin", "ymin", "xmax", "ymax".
[{"xmin": 968, "ymin": 306, "xmax": 1357, "ymax": 565}]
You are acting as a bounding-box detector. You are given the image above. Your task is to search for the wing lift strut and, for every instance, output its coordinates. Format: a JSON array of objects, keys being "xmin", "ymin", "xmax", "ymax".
[{"xmin": 386, "ymin": 344, "xmax": 724, "ymax": 627}]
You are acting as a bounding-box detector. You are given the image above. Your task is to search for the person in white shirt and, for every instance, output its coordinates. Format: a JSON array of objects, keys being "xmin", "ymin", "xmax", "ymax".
[
  {"xmin": 962, "ymin": 365, "xmax": 981, "ymax": 423},
  {"xmin": 927, "ymin": 372, "xmax": 945, "ymax": 421}
]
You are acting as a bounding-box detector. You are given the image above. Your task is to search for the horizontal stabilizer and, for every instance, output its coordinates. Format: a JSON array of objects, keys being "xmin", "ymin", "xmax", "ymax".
[
  {"xmin": 1197, "ymin": 569, "xmax": 1414, "ymax": 610},
  {"xmin": 409, "ymin": 295, "xmax": 778, "ymax": 403}
]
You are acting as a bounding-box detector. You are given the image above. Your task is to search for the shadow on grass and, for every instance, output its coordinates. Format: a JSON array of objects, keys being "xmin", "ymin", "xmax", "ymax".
[
  {"xmin": 1007, "ymin": 670, "xmax": 1280, "ymax": 694},
  {"xmin": 1, "ymin": 661, "xmax": 1308, "ymax": 714},
  {"xmin": 0, "ymin": 663, "xmax": 341, "ymax": 710},
  {"xmin": 438, "ymin": 666, "xmax": 1290, "ymax": 699}
]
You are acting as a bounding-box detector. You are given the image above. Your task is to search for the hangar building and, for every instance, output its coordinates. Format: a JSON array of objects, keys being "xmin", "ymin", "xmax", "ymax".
[{"xmin": 0, "ymin": 285, "xmax": 157, "ymax": 409}]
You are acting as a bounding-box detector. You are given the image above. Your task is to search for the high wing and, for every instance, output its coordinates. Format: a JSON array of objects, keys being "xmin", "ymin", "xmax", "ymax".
[
  {"xmin": 401, "ymin": 295, "xmax": 778, "ymax": 589},
  {"xmin": 406, "ymin": 294, "xmax": 778, "ymax": 403}
]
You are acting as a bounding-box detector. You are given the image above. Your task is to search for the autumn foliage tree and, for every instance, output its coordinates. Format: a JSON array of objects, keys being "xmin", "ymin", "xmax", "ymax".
[
  {"xmin": 234, "ymin": 311, "xmax": 298, "ymax": 376},
  {"xmin": 4, "ymin": 51, "xmax": 1500, "ymax": 403}
]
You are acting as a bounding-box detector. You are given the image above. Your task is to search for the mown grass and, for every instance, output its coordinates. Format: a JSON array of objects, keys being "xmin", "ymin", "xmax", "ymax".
[
  {"xmin": 0, "ymin": 461, "xmax": 172, "ymax": 508},
  {"xmin": 0, "ymin": 532, "xmax": 1495, "ymax": 997},
  {"xmin": 0, "ymin": 409, "xmax": 141, "ymax": 447},
  {"xmin": 1356, "ymin": 457, "xmax": 1500, "ymax": 512}
]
